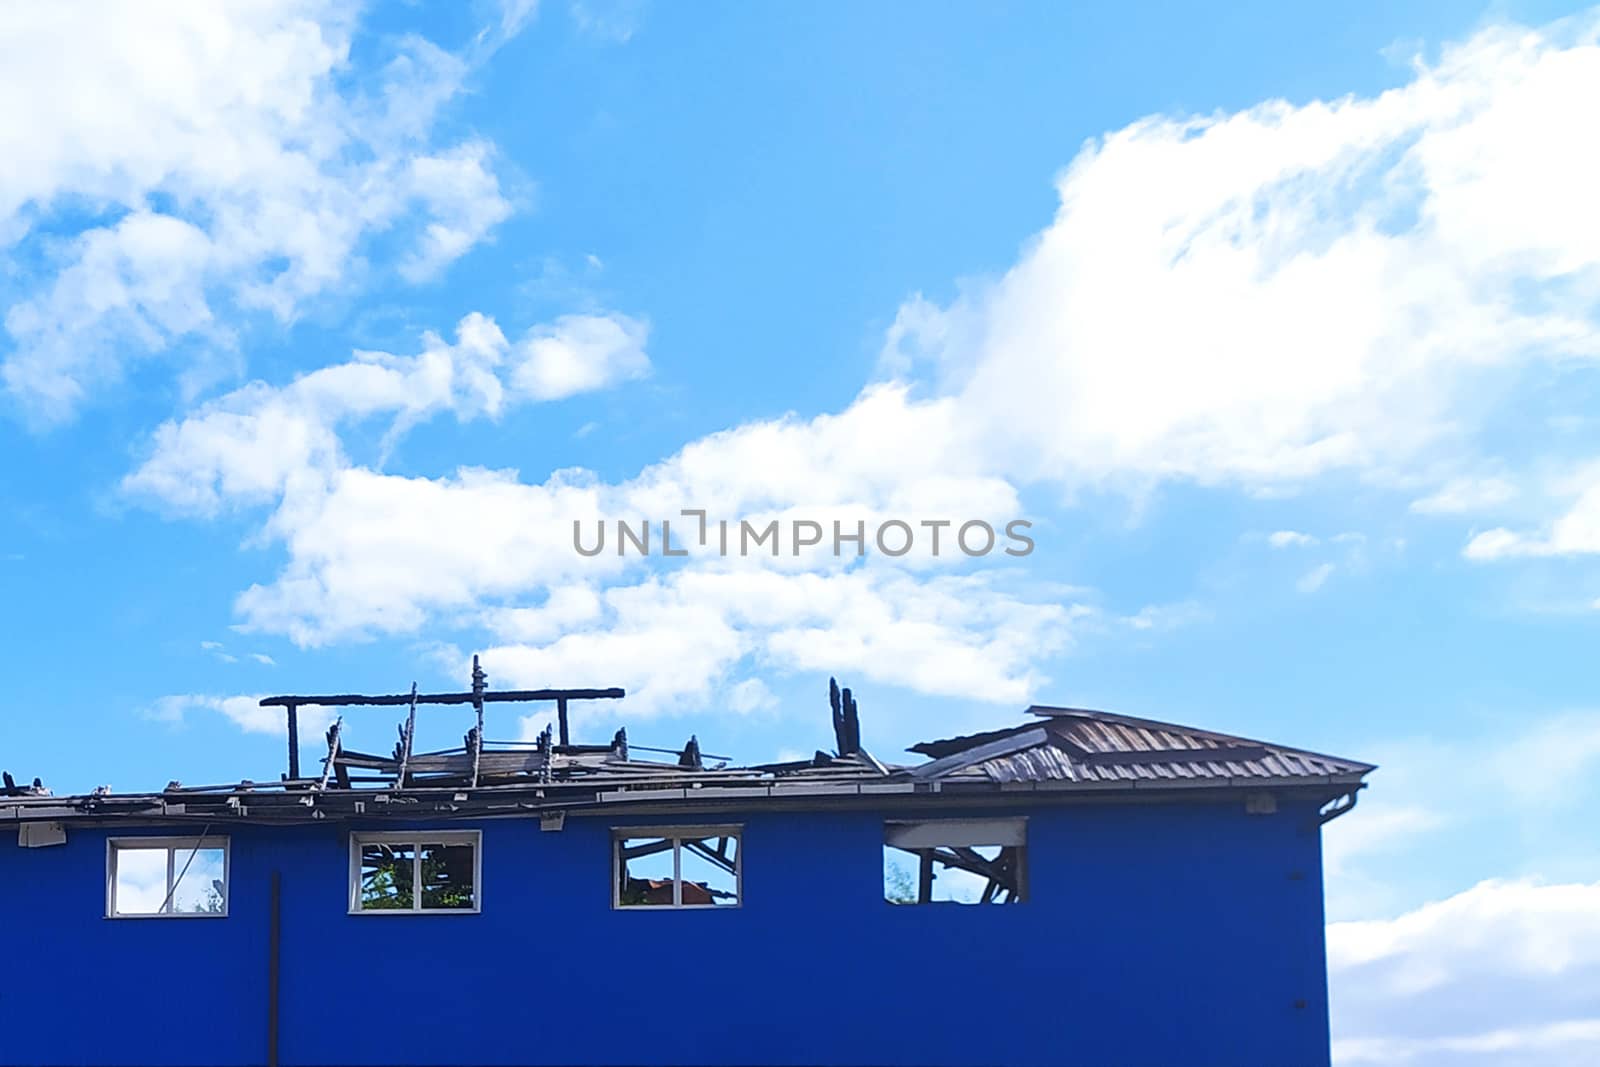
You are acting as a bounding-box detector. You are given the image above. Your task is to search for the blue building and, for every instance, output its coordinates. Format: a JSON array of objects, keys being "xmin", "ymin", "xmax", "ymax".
[{"xmin": 0, "ymin": 671, "xmax": 1371, "ymax": 1067}]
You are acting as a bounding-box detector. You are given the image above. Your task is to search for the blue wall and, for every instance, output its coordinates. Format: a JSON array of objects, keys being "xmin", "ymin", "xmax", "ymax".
[{"xmin": 0, "ymin": 798, "xmax": 1331, "ymax": 1067}]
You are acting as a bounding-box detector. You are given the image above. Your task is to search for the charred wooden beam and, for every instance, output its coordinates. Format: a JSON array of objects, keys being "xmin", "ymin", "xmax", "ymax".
[
  {"xmin": 537, "ymin": 724, "xmax": 554, "ymax": 783},
  {"xmin": 394, "ymin": 683, "xmax": 418, "ymax": 787},
  {"xmin": 470, "ymin": 656, "xmax": 486, "ymax": 789},
  {"xmin": 259, "ymin": 688, "xmax": 624, "ymax": 708},
  {"xmin": 830, "ymin": 677, "xmax": 861, "ymax": 756},
  {"xmin": 285, "ymin": 704, "xmax": 300, "ymax": 780},
  {"xmin": 0, "ymin": 771, "xmax": 43, "ymax": 798},
  {"xmin": 317, "ymin": 719, "xmax": 343, "ymax": 791}
]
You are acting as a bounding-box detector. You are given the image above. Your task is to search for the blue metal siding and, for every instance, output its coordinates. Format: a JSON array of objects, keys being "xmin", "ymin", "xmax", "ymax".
[{"xmin": 0, "ymin": 800, "xmax": 1331, "ymax": 1067}]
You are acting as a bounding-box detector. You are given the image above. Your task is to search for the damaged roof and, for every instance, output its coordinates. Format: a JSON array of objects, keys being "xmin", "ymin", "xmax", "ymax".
[
  {"xmin": 2, "ymin": 675, "xmax": 1372, "ymax": 829},
  {"xmin": 907, "ymin": 705, "xmax": 1375, "ymax": 785}
]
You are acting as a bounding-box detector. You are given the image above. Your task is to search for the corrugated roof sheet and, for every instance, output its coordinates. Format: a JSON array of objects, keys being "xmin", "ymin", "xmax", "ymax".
[{"xmin": 911, "ymin": 706, "xmax": 1374, "ymax": 785}]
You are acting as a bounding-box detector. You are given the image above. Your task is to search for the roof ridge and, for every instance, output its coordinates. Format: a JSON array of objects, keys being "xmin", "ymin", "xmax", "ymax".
[{"xmin": 1026, "ymin": 705, "xmax": 1376, "ymax": 772}]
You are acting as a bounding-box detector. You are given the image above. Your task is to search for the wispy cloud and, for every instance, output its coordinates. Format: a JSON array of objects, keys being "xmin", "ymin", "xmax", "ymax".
[
  {"xmin": 1297, "ymin": 563, "xmax": 1335, "ymax": 593},
  {"xmin": 569, "ymin": 0, "xmax": 648, "ymax": 43},
  {"xmin": 146, "ymin": 693, "xmax": 329, "ymax": 737},
  {"xmin": 0, "ymin": 2, "xmax": 515, "ymax": 422},
  {"xmin": 1410, "ymin": 476, "xmax": 1518, "ymax": 515},
  {"xmin": 1269, "ymin": 530, "xmax": 1319, "ymax": 548}
]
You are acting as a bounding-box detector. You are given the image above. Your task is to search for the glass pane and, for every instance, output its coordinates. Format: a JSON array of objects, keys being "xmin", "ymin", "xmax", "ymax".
[
  {"xmin": 113, "ymin": 846, "xmax": 169, "ymax": 915},
  {"xmin": 420, "ymin": 842, "xmax": 476, "ymax": 910},
  {"xmin": 679, "ymin": 835, "xmax": 739, "ymax": 906},
  {"xmin": 359, "ymin": 842, "xmax": 415, "ymax": 910},
  {"xmin": 617, "ymin": 836, "xmax": 675, "ymax": 906},
  {"xmin": 169, "ymin": 847, "xmax": 226, "ymax": 914}
]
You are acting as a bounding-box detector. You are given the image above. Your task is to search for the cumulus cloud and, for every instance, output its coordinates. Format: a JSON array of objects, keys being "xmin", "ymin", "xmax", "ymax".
[
  {"xmin": 122, "ymin": 10, "xmax": 1600, "ymax": 722},
  {"xmin": 123, "ymin": 313, "xmax": 1063, "ymax": 708},
  {"xmin": 1464, "ymin": 465, "xmax": 1600, "ymax": 560},
  {"xmin": 1330, "ymin": 880, "xmax": 1600, "ymax": 1066},
  {"xmin": 0, "ymin": 1, "xmax": 515, "ymax": 420},
  {"xmin": 478, "ymin": 566, "xmax": 1075, "ymax": 718},
  {"xmin": 511, "ymin": 313, "xmax": 652, "ymax": 400},
  {"xmin": 122, "ymin": 311, "xmax": 649, "ymax": 516},
  {"xmin": 885, "ymin": 15, "xmax": 1600, "ymax": 495}
]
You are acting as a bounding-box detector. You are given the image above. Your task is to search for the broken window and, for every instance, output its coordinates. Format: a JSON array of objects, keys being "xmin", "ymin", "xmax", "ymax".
[
  {"xmin": 615, "ymin": 828, "xmax": 740, "ymax": 908},
  {"xmin": 883, "ymin": 818, "xmax": 1026, "ymax": 904},
  {"xmin": 107, "ymin": 837, "xmax": 229, "ymax": 917},
  {"xmin": 350, "ymin": 831, "xmax": 479, "ymax": 914}
]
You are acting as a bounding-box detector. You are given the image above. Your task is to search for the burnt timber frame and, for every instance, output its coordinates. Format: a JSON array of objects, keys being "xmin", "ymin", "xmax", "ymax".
[{"xmin": 258, "ymin": 655, "xmax": 624, "ymax": 782}]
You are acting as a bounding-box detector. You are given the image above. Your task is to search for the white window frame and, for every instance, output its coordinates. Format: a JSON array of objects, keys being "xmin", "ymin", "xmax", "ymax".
[
  {"xmin": 105, "ymin": 835, "xmax": 231, "ymax": 919},
  {"xmin": 612, "ymin": 824, "xmax": 743, "ymax": 910},
  {"xmin": 348, "ymin": 830, "xmax": 482, "ymax": 916}
]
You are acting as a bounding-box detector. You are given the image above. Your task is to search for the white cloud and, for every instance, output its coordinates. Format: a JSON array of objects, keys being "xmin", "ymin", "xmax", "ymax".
[
  {"xmin": 1410, "ymin": 476, "xmax": 1519, "ymax": 515},
  {"xmin": 1464, "ymin": 468, "xmax": 1600, "ymax": 559},
  {"xmin": 569, "ymin": 0, "xmax": 647, "ymax": 43},
  {"xmin": 125, "ymin": 327, "xmax": 1070, "ymax": 710},
  {"xmin": 123, "ymin": 9, "xmax": 1600, "ymax": 728},
  {"xmin": 1297, "ymin": 562, "xmax": 1335, "ymax": 593},
  {"xmin": 494, "ymin": 0, "xmax": 542, "ymax": 40},
  {"xmin": 0, "ymin": 1, "xmax": 515, "ymax": 420},
  {"xmin": 1121, "ymin": 600, "xmax": 1208, "ymax": 631},
  {"xmin": 484, "ymin": 566, "xmax": 1076, "ymax": 717},
  {"xmin": 147, "ymin": 693, "xmax": 331, "ymax": 737},
  {"xmin": 122, "ymin": 311, "xmax": 648, "ymax": 517},
  {"xmin": 511, "ymin": 313, "xmax": 652, "ymax": 400},
  {"xmin": 1324, "ymin": 806, "xmax": 1445, "ymax": 880},
  {"xmin": 1330, "ymin": 880, "xmax": 1600, "ymax": 1066},
  {"xmin": 1269, "ymin": 530, "xmax": 1319, "ymax": 548},
  {"xmin": 883, "ymin": 15, "xmax": 1600, "ymax": 495},
  {"xmin": 127, "ymin": 360, "xmax": 1028, "ymax": 650},
  {"xmin": 1490, "ymin": 711, "xmax": 1600, "ymax": 809},
  {"xmin": 400, "ymin": 143, "xmax": 516, "ymax": 283},
  {"xmin": 1324, "ymin": 709, "xmax": 1600, "ymax": 920}
]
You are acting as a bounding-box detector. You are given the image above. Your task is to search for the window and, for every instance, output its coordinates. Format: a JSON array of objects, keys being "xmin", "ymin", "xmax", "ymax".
[
  {"xmin": 349, "ymin": 831, "xmax": 480, "ymax": 914},
  {"xmin": 107, "ymin": 837, "xmax": 229, "ymax": 917},
  {"xmin": 883, "ymin": 818, "xmax": 1026, "ymax": 904},
  {"xmin": 614, "ymin": 827, "xmax": 741, "ymax": 909}
]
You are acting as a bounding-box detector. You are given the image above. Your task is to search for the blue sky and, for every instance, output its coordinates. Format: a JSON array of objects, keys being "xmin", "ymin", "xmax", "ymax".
[{"xmin": 3, "ymin": 2, "xmax": 1600, "ymax": 1061}]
